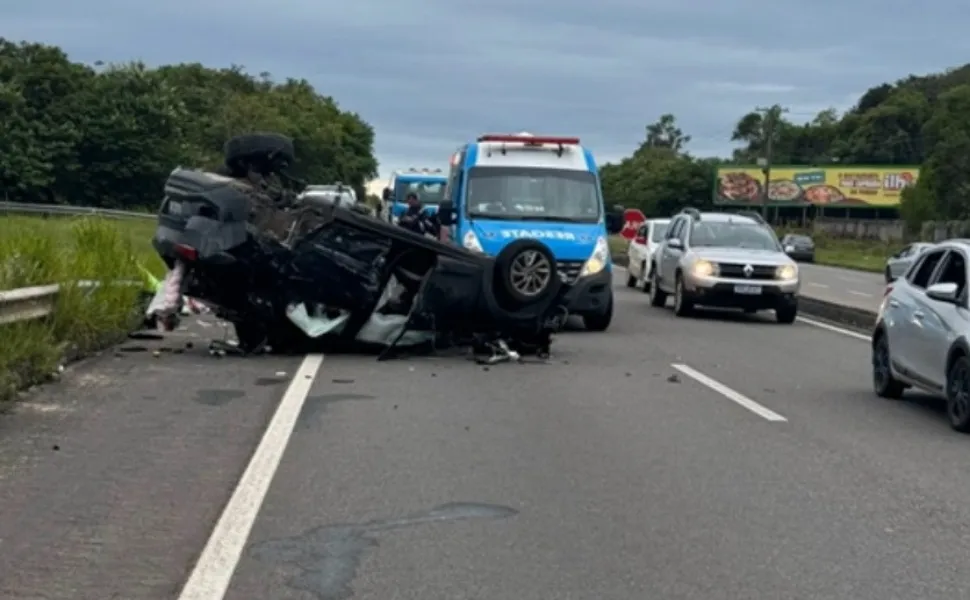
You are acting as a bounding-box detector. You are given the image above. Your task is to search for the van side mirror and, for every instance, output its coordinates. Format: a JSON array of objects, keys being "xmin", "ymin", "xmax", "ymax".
[
  {"xmin": 382, "ymin": 187, "xmax": 391, "ymax": 201},
  {"xmin": 437, "ymin": 200, "xmax": 456, "ymax": 226},
  {"xmin": 605, "ymin": 205, "xmax": 625, "ymax": 235}
]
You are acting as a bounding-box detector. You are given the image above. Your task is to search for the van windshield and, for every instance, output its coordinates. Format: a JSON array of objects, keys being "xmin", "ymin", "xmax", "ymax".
[
  {"xmin": 465, "ymin": 167, "xmax": 601, "ymax": 223},
  {"xmin": 394, "ymin": 180, "xmax": 446, "ymax": 206}
]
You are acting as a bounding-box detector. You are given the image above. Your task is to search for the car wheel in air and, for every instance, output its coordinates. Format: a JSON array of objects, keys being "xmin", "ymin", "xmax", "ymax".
[
  {"xmin": 494, "ymin": 238, "xmax": 558, "ymax": 307},
  {"xmin": 946, "ymin": 354, "xmax": 970, "ymax": 432},
  {"xmin": 649, "ymin": 265, "xmax": 667, "ymax": 307},
  {"xmin": 673, "ymin": 273, "xmax": 693, "ymax": 317},
  {"xmin": 872, "ymin": 332, "xmax": 905, "ymax": 399}
]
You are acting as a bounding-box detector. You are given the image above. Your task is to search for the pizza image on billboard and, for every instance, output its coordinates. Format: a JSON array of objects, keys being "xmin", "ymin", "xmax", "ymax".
[{"xmin": 713, "ymin": 166, "xmax": 920, "ymax": 207}]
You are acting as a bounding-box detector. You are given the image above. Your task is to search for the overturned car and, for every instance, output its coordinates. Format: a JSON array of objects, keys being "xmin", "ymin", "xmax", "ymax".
[{"xmin": 148, "ymin": 133, "xmax": 581, "ymax": 361}]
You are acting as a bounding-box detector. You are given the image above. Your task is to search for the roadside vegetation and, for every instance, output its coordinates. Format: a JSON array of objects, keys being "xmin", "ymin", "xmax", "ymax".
[
  {"xmin": 599, "ymin": 62, "xmax": 970, "ymax": 271},
  {"xmin": 0, "ymin": 37, "xmax": 378, "ymax": 401}
]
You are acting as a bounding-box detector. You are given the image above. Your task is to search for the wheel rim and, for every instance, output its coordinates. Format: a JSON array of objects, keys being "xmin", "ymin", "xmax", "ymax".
[
  {"xmin": 873, "ymin": 337, "xmax": 890, "ymax": 390},
  {"xmin": 510, "ymin": 250, "xmax": 552, "ymax": 297},
  {"xmin": 948, "ymin": 361, "xmax": 970, "ymax": 423}
]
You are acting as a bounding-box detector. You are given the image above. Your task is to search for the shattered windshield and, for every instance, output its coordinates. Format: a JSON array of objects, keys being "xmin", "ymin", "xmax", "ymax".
[
  {"xmin": 689, "ymin": 221, "xmax": 781, "ymax": 251},
  {"xmin": 465, "ymin": 167, "xmax": 601, "ymax": 223},
  {"xmin": 394, "ymin": 180, "xmax": 446, "ymax": 206}
]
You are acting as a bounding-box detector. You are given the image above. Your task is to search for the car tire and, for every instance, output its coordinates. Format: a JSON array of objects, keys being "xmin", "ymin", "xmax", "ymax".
[
  {"xmin": 872, "ymin": 332, "xmax": 905, "ymax": 399},
  {"xmin": 946, "ymin": 354, "xmax": 970, "ymax": 432},
  {"xmin": 640, "ymin": 261, "xmax": 651, "ymax": 294},
  {"xmin": 673, "ymin": 273, "xmax": 693, "ymax": 316},
  {"xmin": 626, "ymin": 272, "xmax": 637, "ymax": 288},
  {"xmin": 224, "ymin": 132, "xmax": 296, "ymax": 175},
  {"xmin": 775, "ymin": 303, "xmax": 797, "ymax": 324},
  {"xmin": 583, "ymin": 293, "xmax": 613, "ymax": 331},
  {"xmin": 884, "ymin": 266, "xmax": 893, "ymax": 284},
  {"xmin": 649, "ymin": 265, "xmax": 667, "ymax": 307},
  {"xmin": 494, "ymin": 238, "xmax": 559, "ymax": 307}
]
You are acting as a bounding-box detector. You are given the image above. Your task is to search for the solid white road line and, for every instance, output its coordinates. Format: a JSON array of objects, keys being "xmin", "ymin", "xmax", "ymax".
[
  {"xmin": 796, "ymin": 316, "xmax": 871, "ymax": 341},
  {"xmin": 848, "ymin": 290, "xmax": 872, "ymax": 297},
  {"xmin": 671, "ymin": 363, "xmax": 787, "ymax": 422},
  {"xmin": 178, "ymin": 353, "xmax": 325, "ymax": 600}
]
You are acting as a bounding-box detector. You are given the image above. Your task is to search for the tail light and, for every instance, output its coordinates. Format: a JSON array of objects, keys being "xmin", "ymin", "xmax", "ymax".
[
  {"xmin": 174, "ymin": 243, "xmax": 198, "ymax": 262},
  {"xmin": 634, "ymin": 235, "xmax": 646, "ymax": 244}
]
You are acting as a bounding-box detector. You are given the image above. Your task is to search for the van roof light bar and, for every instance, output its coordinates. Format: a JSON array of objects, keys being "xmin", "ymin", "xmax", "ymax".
[{"xmin": 477, "ymin": 133, "xmax": 580, "ymax": 157}]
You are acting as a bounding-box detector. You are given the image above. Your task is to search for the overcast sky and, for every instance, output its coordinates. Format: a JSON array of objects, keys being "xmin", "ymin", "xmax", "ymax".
[{"xmin": 5, "ymin": 0, "xmax": 968, "ymax": 178}]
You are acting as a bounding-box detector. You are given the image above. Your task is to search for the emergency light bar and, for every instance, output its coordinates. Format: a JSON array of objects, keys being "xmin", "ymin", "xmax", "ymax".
[{"xmin": 478, "ymin": 134, "xmax": 580, "ymax": 145}]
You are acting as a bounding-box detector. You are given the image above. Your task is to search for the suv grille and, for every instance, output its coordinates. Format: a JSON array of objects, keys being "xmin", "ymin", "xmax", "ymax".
[
  {"xmin": 557, "ymin": 260, "xmax": 584, "ymax": 283},
  {"xmin": 718, "ymin": 263, "xmax": 778, "ymax": 280}
]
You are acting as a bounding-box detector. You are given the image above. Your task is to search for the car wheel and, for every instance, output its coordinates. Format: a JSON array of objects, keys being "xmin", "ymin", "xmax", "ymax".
[
  {"xmin": 872, "ymin": 333, "xmax": 905, "ymax": 399},
  {"xmin": 673, "ymin": 273, "xmax": 693, "ymax": 316},
  {"xmin": 649, "ymin": 265, "xmax": 667, "ymax": 307},
  {"xmin": 626, "ymin": 271, "xmax": 637, "ymax": 288},
  {"xmin": 582, "ymin": 293, "xmax": 613, "ymax": 331},
  {"xmin": 494, "ymin": 238, "xmax": 559, "ymax": 307},
  {"xmin": 775, "ymin": 302, "xmax": 797, "ymax": 324},
  {"xmin": 224, "ymin": 132, "xmax": 296, "ymax": 175},
  {"xmin": 884, "ymin": 266, "xmax": 893, "ymax": 284},
  {"xmin": 640, "ymin": 261, "xmax": 651, "ymax": 294},
  {"xmin": 946, "ymin": 354, "xmax": 970, "ymax": 432}
]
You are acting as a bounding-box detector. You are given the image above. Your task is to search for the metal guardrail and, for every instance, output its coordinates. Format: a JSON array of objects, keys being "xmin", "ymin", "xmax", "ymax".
[
  {"xmin": 0, "ymin": 280, "xmax": 146, "ymax": 326},
  {"xmin": 0, "ymin": 201, "xmax": 155, "ymax": 220},
  {"xmin": 0, "ymin": 284, "xmax": 60, "ymax": 325}
]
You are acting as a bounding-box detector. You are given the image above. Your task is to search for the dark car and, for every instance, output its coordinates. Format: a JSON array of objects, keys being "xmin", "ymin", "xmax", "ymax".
[
  {"xmin": 780, "ymin": 233, "xmax": 815, "ymax": 262},
  {"xmin": 148, "ymin": 133, "xmax": 577, "ymax": 361}
]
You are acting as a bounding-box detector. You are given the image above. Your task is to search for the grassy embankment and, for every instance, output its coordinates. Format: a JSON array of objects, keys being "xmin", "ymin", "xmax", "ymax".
[
  {"xmin": 0, "ymin": 215, "xmax": 165, "ymax": 403},
  {"xmin": 608, "ymin": 232, "xmax": 900, "ymax": 273}
]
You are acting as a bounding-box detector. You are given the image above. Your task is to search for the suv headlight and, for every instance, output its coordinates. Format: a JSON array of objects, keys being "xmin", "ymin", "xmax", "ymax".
[
  {"xmin": 776, "ymin": 264, "xmax": 797, "ymax": 280},
  {"xmin": 462, "ymin": 230, "xmax": 484, "ymax": 253},
  {"xmin": 580, "ymin": 236, "xmax": 610, "ymax": 277},
  {"xmin": 690, "ymin": 259, "xmax": 718, "ymax": 278}
]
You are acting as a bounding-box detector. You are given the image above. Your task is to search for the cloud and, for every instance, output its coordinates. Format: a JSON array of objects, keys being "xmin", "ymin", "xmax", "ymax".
[{"xmin": 4, "ymin": 0, "xmax": 970, "ymax": 177}]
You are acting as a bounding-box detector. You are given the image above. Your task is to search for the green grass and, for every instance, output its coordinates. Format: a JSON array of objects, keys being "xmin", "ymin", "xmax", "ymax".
[{"xmin": 0, "ymin": 215, "xmax": 165, "ymax": 403}]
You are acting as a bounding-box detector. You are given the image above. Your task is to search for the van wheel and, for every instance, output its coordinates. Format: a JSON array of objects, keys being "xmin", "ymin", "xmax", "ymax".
[
  {"xmin": 494, "ymin": 239, "xmax": 559, "ymax": 307},
  {"xmin": 583, "ymin": 293, "xmax": 613, "ymax": 331}
]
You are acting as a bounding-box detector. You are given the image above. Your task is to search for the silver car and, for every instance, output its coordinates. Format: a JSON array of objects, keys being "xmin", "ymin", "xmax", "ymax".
[
  {"xmin": 885, "ymin": 242, "xmax": 934, "ymax": 283},
  {"xmin": 872, "ymin": 240, "xmax": 970, "ymax": 431},
  {"xmin": 648, "ymin": 208, "xmax": 800, "ymax": 323}
]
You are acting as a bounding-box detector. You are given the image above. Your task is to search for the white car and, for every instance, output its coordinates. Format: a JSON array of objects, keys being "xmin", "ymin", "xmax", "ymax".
[{"xmin": 625, "ymin": 219, "xmax": 670, "ymax": 292}]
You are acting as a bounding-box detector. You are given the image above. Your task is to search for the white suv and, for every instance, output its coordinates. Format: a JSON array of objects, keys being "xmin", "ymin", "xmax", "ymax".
[
  {"xmin": 625, "ymin": 218, "xmax": 669, "ymax": 293},
  {"xmin": 648, "ymin": 208, "xmax": 800, "ymax": 323}
]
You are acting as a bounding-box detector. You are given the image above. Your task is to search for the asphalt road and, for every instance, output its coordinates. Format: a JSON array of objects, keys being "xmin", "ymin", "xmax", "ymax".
[
  {"xmin": 3, "ymin": 274, "xmax": 970, "ymax": 599},
  {"xmin": 796, "ymin": 262, "xmax": 885, "ymax": 312}
]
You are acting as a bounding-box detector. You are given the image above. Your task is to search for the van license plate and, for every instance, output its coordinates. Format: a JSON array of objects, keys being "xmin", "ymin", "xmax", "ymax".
[{"xmin": 734, "ymin": 285, "xmax": 762, "ymax": 295}]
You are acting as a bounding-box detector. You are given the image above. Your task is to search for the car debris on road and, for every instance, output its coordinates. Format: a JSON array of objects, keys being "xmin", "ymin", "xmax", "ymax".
[{"xmin": 145, "ymin": 133, "xmax": 573, "ymax": 365}]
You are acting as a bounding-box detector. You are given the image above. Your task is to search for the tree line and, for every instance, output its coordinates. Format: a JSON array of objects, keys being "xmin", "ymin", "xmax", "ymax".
[
  {"xmin": 0, "ymin": 38, "xmax": 378, "ymax": 209},
  {"xmin": 600, "ymin": 62, "xmax": 970, "ymax": 230}
]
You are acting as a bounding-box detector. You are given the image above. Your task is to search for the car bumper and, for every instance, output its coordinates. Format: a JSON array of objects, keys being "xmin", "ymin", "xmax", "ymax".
[
  {"xmin": 682, "ymin": 273, "xmax": 798, "ymax": 309},
  {"xmin": 563, "ymin": 269, "xmax": 613, "ymax": 315}
]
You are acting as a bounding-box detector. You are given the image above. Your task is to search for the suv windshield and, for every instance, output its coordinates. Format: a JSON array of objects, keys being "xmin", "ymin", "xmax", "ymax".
[
  {"xmin": 689, "ymin": 221, "xmax": 781, "ymax": 251},
  {"xmin": 394, "ymin": 180, "xmax": 446, "ymax": 206},
  {"xmin": 466, "ymin": 167, "xmax": 600, "ymax": 222}
]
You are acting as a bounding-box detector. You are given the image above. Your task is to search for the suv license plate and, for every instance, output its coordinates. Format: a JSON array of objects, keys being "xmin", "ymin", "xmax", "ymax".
[{"xmin": 734, "ymin": 285, "xmax": 762, "ymax": 295}]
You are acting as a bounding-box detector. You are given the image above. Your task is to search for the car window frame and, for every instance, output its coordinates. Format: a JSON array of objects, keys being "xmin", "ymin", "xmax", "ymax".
[
  {"xmin": 907, "ymin": 247, "xmax": 948, "ymax": 289},
  {"xmin": 927, "ymin": 248, "xmax": 969, "ymax": 306}
]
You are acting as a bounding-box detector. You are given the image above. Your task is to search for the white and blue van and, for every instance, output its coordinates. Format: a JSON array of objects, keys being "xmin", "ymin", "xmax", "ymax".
[
  {"xmin": 381, "ymin": 168, "xmax": 448, "ymax": 222},
  {"xmin": 437, "ymin": 133, "xmax": 623, "ymax": 331}
]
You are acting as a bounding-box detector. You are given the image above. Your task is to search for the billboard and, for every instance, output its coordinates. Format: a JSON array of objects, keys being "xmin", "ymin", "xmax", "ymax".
[{"xmin": 714, "ymin": 166, "xmax": 919, "ymax": 207}]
